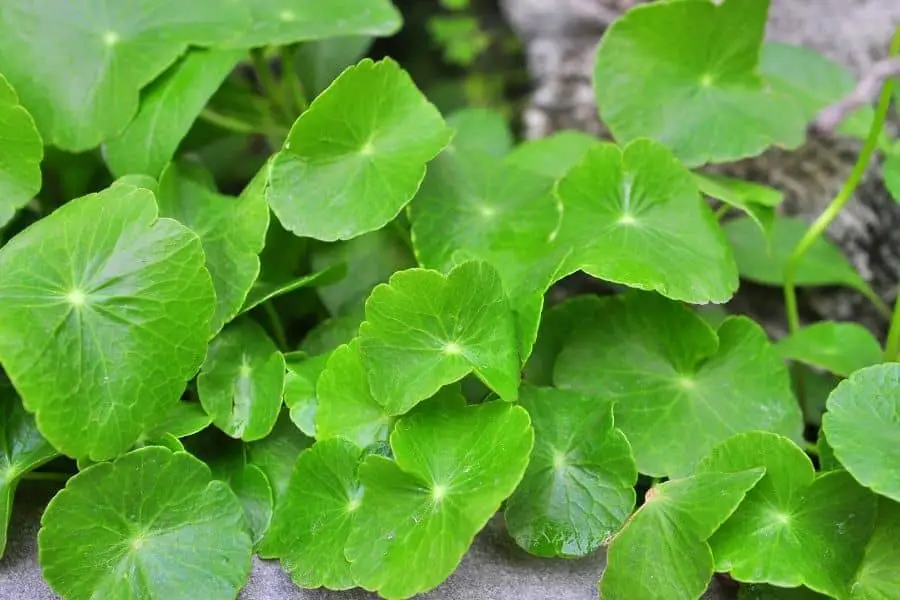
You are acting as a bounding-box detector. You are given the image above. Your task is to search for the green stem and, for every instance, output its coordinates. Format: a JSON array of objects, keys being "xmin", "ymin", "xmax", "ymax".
[
  {"xmin": 264, "ymin": 302, "xmax": 289, "ymax": 352},
  {"xmin": 251, "ymin": 48, "xmax": 293, "ymax": 123},
  {"xmin": 804, "ymin": 441, "xmax": 819, "ymax": 456},
  {"xmin": 885, "ymin": 290, "xmax": 900, "ymax": 361},
  {"xmin": 282, "ymin": 350, "xmax": 308, "ymax": 362},
  {"xmin": 783, "ymin": 30, "xmax": 900, "ymax": 336},
  {"xmin": 22, "ymin": 471, "xmax": 72, "ymax": 483},
  {"xmin": 714, "ymin": 203, "xmax": 731, "ymax": 220},
  {"xmin": 199, "ymin": 109, "xmax": 259, "ymax": 134},
  {"xmin": 280, "ymin": 45, "xmax": 308, "ymax": 115}
]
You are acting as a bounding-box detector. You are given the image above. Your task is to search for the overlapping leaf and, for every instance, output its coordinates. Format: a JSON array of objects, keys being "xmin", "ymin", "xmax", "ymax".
[
  {"xmin": 594, "ymin": 0, "xmax": 806, "ymax": 166},
  {"xmin": 698, "ymin": 432, "xmax": 878, "ymax": 597},
  {"xmin": 505, "ymin": 386, "xmax": 637, "ymax": 557},
  {"xmin": 776, "ymin": 322, "xmax": 883, "ymax": 378},
  {"xmin": 198, "ymin": 320, "xmax": 285, "ymax": 441},
  {"xmin": 554, "ymin": 293, "xmax": 803, "ymax": 476},
  {"xmin": 601, "ymin": 469, "xmax": 765, "ymax": 600},
  {"xmin": 345, "ymin": 400, "xmax": 533, "ymax": 599},
  {"xmin": 267, "ymin": 58, "xmax": 451, "ymax": 241},
  {"xmin": 823, "ymin": 364, "xmax": 900, "ymax": 503},
  {"xmin": 358, "ymin": 261, "xmax": 520, "ymax": 414},
  {"xmin": 0, "ymin": 74, "xmax": 42, "ymax": 228},
  {"xmin": 694, "ymin": 173, "xmax": 781, "ymax": 237},
  {"xmin": 0, "ymin": 184, "xmax": 214, "ymax": 460},
  {"xmin": 157, "ymin": 161, "xmax": 269, "ymax": 334},
  {"xmin": 39, "ymin": 447, "xmax": 252, "ymax": 600}
]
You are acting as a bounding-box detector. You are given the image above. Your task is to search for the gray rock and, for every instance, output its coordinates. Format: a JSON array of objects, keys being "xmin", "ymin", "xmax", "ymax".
[{"xmin": 2, "ymin": 483, "xmax": 735, "ymax": 600}]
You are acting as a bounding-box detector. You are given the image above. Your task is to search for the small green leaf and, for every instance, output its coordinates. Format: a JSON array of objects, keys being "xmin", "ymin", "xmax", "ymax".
[
  {"xmin": 694, "ymin": 172, "xmax": 780, "ymax": 237},
  {"xmin": 524, "ymin": 296, "xmax": 605, "ymax": 386},
  {"xmin": 300, "ymin": 313, "xmax": 364, "ymax": 356},
  {"xmin": 600, "ymin": 469, "xmax": 765, "ymax": 600},
  {"xmin": 39, "ymin": 446, "xmax": 252, "ymax": 600},
  {"xmin": 317, "ymin": 340, "xmax": 394, "ymax": 448},
  {"xmin": 445, "ymin": 107, "xmax": 514, "ymax": 157},
  {"xmin": 312, "ymin": 228, "xmax": 415, "ymax": 317},
  {"xmin": 221, "ymin": 0, "xmax": 402, "ymax": 49},
  {"xmin": 0, "ymin": 184, "xmax": 214, "ymax": 460},
  {"xmin": 0, "ymin": 384, "xmax": 58, "ymax": 558},
  {"xmin": 775, "ymin": 322, "xmax": 883, "ymax": 378},
  {"xmin": 228, "ymin": 463, "xmax": 274, "ymax": 547},
  {"xmin": 504, "ymin": 386, "xmax": 637, "ymax": 557},
  {"xmin": 104, "ymin": 48, "xmax": 244, "ymax": 178},
  {"xmin": 266, "ymin": 438, "xmax": 363, "ymax": 590},
  {"xmin": 0, "ymin": 1, "xmax": 249, "ymax": 150},
  {"xmin": 198, "ymin": 320, "xmax": 285, "ymax": 441},
  {"xmin": 0, "ymin": 73, "xmax": 42, "ymax": 228},
  {"xmin": 823, "ymin": 364, "xmax": 900, "ymax": 503},
  {"xmin": 504, "ymin": 131, "xmax": 598, "ymax": 179},
  {"xmin": 158, "ymin": 161, "xmax": 269, "ymax": 334},
  {"xmin": 294, "ymin": 36, "xmax": 374, "ymax": 97},
  {"xmin": 144, "ymin": 401, "xmax": 212, "ymax": 440},
  {"xmin": 267, "ymin": 58, "xmax": 451, "ymax": 241},
  {"xmin": 359, "ymin": 261, "xmax": 520, "ymax": 415},
  {"xmin": 345, "ymin": 401, "xmax": 533, "ymax": 599},
  {"xmin": 698, "ymin": 432, "xmax": 878, "ymax": 597},
  {"xmin": 555, "ymin": 292, "xmax": 803, "ymax": 477},
  {"xmin": 283, "ymin": 353, "xmax": 331, "ymax": 438},
  {"xmin": 594, "ymin": 0, "xmax": 806, "ymax": 166},
  {"xmin": 724, "ymin": 216, "xmax": 871, "ymax": 293}
]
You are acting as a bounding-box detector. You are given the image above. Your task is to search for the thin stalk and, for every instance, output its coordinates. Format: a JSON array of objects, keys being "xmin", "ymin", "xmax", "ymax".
[
  {"xmin": 263, "ymin": 302, "xmax": 289, "ymax": 352},
  {"xmin": 22, "ymin": 472, "xmax": 71, "ymax": 483},
  {"xmin": 803, "ymin": 441, "xmax": 819, "ymax": 457},
  {"xmin": 251, "ymin": 48, "xmax": 293, "ymax": 123},
  {"xmin": 280, "ymin": 45, "xmax": 308, "ymax": 115},
  {"xmin": 783, "ymin": 30, "xmax": 900, "ymax": 336},
  {"xmin": 715, "ymin": 203, "xmax": 731, "ymax": 220},
  {"xmin": 885, "ymin": 290, "xmax": 900, "ymax": 361},
  {"xmin": 199, "ymin": 109, "xmax": 259, "ymax": 134}
]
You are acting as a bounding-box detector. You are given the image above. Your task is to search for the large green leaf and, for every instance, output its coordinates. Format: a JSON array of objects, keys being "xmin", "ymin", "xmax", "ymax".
[
  {"xmin": 823, "ymin": 364, "xmax": 900, "ymax": 503},
  {"xmin": 0, "ymin": 184, "xmax": 214, "ymax": 460},
  {"xmin": 600, "ymin": 470, "xmax": 765, "ymax": 600},
  {"xmin": 267, "ymin": 58, "xmax": 451, "ymax": 241},
  {"xmin": 698, "ymin": 432, "xmax": 878, "ymax": 597},
  {"xmin": 198, "ymin": 320, "xmax": 285, "ymax": 441},
  {"xmin": 345, "ymin": 400, "xmax": 533, "ymax": 599},
  {"xmin": 265, "ymin": 438, "xmax": 363, "ymax": 590},
  {"xmin": 594, "ymin": 0, "xmax": 806, "ymax": 166},
  {"xmin": 157, "ymin": 161, "xmax": 269, "ymax": 334},
  {"xmin": 0, "ymin": 384, "xmax": 58, "ymax": 558},
  {"xmin": 554, "ymin": 293, "xmax": 802, "ymax": 477},
  {"xmin": 504, "ymin": 386, "xmax": 637, "ymax": 557},
  {"xmin": 0, "ymin": 73, "xmax": 42, "ymax": 228},
  {"xmin": 222, "ymin": 0, "xmax": 402, "ymax": 49},
  {"xmin": 358, "ymin": 261, "xmax": 520, "ymax": 415},
  {"xmin": 39, "ymin": 447, "xmax": 252, "ymax": 600},
  {"xmin": 775, "ymin": 322, "xmax": 883, "ymax": 378},
  {"xmin": 0, "ymin": 0, "xmax": 248, "ymax": 150},
  {"xmin": 316, "ymin": 340, "xmax": 394, "ymax": 448},
  {"xmin": 104, "ymin": 48, "xmax": 244, "ymax": 178}
]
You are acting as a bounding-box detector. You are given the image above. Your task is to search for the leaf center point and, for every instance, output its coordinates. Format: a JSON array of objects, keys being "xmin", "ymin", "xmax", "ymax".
[
  {"xmin": 442, "ymin": 342, "xmax": 462, "ymax": 356},
  {"xmin": 102, "ymin": 31, "xmax": 120, "ymax": 47},
  {"xmin": 67, "ymin": 289, "xmax": 87, "ymax": 307}
]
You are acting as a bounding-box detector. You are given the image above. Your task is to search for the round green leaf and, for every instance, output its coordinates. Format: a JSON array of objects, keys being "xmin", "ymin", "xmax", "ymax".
[
  {"xmin": 0, "ymin": 384, "xmax": 58, "ymax": 558},
  {"xmin": 267, "ymin": 57, "xmax": 451, "ymax": 241},
  {"xmin": 823, "ymin": 364, "xmax": 900, "ymax": 503},
  {"xmin": 849, "ymin": 498, "xmax": 900, "ymax": 600},
  {"xmin": 759, "ymin": 42, "xmax": 854, "ymax": 119},
  {"xmin": 504, "ymin": 131, "xmax": 598, "ymax": 180},
  {"xmin": 724, "ymin": 216, "xmax": 871, "ymax": 293},
  {"xmin": 104, "ymin": 48, "xmax": 244, "ymax": 178},
  {"xmin": 0, "ymin": 1, "xmax": 249, "ymax": 150},
  {"xmin": 0, "ymin": 184, "xmax": 214, "ymax": 460},
  {"xmin": 775, "ymin": 322, "xmax": 883, "ymax": 378},
  {"xmin": 524, "ymin": 296, "xmax": 604, "ymax": 386},
  {"xmin": 445, "ymin": 107, "xmax": 514, "ymax": 157},
  {"xmin": 144, "ymin": 401, "xmax": 213, "ymax": 440},
  {"xmin": 594, "ymin": 0, "xmax": 806, "ymax": 166},
  {"xmin": 265, "ymin": 438, "xmax": 363, "ymax": 590},
  {"xmin": 600, "ymin": 469, "xmax": 765, "ymax": 600},
  {"xmin": 552, "ymin": 141, "xmax": 739, "ymax": 303},
  {"xmin": 359, "ymin": 261, "xmax": 520, "ymax": 415},
  {"xmin": 38, "ymin": 446, "xmax": 252, "ymax": 600},
  {"xmin": 317, "ymin": 340, "xmax": 394, "ymax": 448},
  {"xmin": 198, "ymin": 320, "xmax": 286, "ymax": 441},
  {"xmin": 698, "ymin": 432, "xmax": 878, "ymax": 597},
  {"xmin": 555, "ymin": 292, "xmax": 802, "ymax": 477},
  {"xmin": 345, "ymin": 401, "xmax": 534, "ymax": 599},
  {"xmin": 221, "ymin": 0, "xmax": 402, "ymax": 49},
  {"xmin": 504, "ymin": 386, "xmax": 637, "ymax": 557},
  {"xmin": 283, "ymin": 353, "xmax": 331, "ymax": 438},
  {"xmin": 157, "ymin": 161, "xmax": 269, "ymax": 334},
  {"xmin": 0, "ymin": 73, "xmax": 42, "ymax": 228}
]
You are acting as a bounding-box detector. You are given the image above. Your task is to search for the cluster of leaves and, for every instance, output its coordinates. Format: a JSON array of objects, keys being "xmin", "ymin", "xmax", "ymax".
[{"xmin": 0, "ymin": 1, "xmax": 899, "ymax": 599}]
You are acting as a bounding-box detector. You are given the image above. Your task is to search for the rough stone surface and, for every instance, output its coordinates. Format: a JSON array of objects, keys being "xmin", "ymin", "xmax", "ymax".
[
  {"xmin": 2, "ymin": 483, "xmax": 735, "ymax": 600},
  {"xmin": 499, "ymin": 0, "xmax": 900, "ymax": 337}
]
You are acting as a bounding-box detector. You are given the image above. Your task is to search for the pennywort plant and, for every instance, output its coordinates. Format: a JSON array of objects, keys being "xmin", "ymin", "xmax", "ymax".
[{"xmin": 0, "ymin": 1, "xmax": 899, "ymax": 599}]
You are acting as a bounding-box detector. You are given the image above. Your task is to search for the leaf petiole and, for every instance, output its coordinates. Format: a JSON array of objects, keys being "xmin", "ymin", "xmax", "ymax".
[
  {"xmin": 280, "ymin": 46, "xmax": 309, "ymax": 115},
  {"xmin": 21, "ymin": 471, "xmax": 71, "ymax": 483},
  {"xmin": 250, "ymin": 48, "xmax": 294, "ymax": 124}
]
